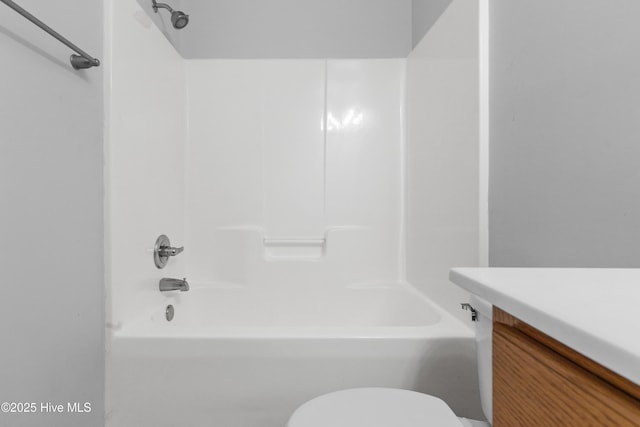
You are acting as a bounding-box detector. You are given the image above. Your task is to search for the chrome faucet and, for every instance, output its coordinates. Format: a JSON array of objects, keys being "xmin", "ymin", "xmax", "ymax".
[{"xmin": 159, "ymin": 277, "xmax": 189, "ymax": 292}]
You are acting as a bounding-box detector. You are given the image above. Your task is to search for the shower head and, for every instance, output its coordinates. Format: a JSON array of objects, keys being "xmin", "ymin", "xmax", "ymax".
[
  {"xmin": 152, "ymin": 0, "xmax": 189, "ymax": 30},
  {"xmin": 170, "ymin": 10, "xmax": 189, "ymax": 29}
]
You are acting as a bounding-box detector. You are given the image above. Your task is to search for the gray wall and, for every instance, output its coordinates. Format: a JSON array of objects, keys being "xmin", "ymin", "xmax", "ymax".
[
  {"xmin": 142, "ymin": 0, "xmax": 464, "ymax": 59},
  {"xmin": 141, "ymin": 0, "xmax": 412, "ymax": 58},
  {"xmin": 179, "ymin": 0, "xmax": 412, "ymax": 58},
  {"xmin": 0, "ymin": 1, "xmax": 103, "ymax": 426},
  {"xmin": 411, "ymin": 0, "xmax": 452, "ymax": 47},
  {"xmin": 490, "ymin": 0, "xmax": 640, "ymax": 267}
]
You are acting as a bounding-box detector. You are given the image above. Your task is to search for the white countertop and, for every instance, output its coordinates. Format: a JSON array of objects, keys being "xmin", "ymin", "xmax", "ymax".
[{"xmin": 449, "ymin": 268, "xmax": 640, "ymax": 386}]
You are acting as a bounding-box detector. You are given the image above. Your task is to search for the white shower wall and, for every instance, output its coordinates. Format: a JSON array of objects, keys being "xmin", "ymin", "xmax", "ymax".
[
  {"xmin": 185, "ymin": 60, "xmax": 405, "ymax": 288},
  {"xmin": 106, "ymin": 0, "xmax": 483, "ymax": 328},
  {"xmin": 105, "ymin": 0, "xmax": 187, "ymax": 329},
  {"xmin": 406, "ymin": 0, "xmax": 481, "ymax": 325}
]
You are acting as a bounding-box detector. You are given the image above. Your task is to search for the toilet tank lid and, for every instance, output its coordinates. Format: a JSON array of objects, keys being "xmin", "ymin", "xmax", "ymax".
[{"xmin": 469, "ymin": 295, "xmax": 492, "ymax": 319}]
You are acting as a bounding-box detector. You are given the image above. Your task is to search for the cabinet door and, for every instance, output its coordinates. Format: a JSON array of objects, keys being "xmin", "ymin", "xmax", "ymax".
[{"xmin": 493, "ymin": 323, "xmax": 640, "ymax": 426}]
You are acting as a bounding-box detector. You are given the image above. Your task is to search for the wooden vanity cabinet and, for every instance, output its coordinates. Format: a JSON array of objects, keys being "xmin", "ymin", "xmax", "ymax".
[{"xmin": 492, "ymin": 308, "xmax": 640, "ymax": 426}]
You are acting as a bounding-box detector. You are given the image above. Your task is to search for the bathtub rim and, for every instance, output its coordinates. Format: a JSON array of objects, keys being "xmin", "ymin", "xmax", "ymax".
[{"xmin": 110, "ymin": 281, "xmax": 474, "ymax": 340}]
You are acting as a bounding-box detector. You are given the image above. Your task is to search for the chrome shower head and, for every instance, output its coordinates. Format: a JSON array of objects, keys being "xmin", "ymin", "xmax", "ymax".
[
  {"xmin": 152, "ymin": 0, "xmax": 189, "ymax": 30},
  {"xmin": 170, "ymin": 10, "xmax": 189, "ymax": 29}
]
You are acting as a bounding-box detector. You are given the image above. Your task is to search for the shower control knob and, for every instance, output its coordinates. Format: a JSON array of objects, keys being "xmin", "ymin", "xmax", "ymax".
[
  {"xmin": 159, "ymin": 246, "xmax": 184, "ymax": 257},
  {"xmin": 153, "ymin": 234, "xmax": 184, "ymax": 269}
]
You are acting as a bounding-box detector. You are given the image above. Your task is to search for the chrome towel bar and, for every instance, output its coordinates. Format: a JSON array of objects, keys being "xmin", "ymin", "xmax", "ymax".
[{"xmin": 0, "ymin": 0, "xmax": 100, "ymax": 69}]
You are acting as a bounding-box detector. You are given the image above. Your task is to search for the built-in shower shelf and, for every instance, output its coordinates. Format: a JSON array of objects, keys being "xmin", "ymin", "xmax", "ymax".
[{"xmin": 263, "ymin": 237, "xmax": 326, "ymax": 260}]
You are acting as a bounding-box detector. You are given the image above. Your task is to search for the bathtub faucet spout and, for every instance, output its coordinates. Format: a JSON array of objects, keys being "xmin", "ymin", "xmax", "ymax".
[{"xmin": 159, "ymin": 277, "xmax": 189, "ymax": 292}]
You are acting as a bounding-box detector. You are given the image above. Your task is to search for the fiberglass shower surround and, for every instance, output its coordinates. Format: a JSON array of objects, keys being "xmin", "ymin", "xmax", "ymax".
[
  {"xmin": 184, "ymin": 60, "xmax": 404, "ymax": 289},
  {"xmin": 105, "ymin": 1, "xmax": 482, "ymax": 425}
]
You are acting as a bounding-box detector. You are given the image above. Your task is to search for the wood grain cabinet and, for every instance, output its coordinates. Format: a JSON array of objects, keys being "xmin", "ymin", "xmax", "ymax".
[{"xmin": 493, "ymin": 308, "xmax": 640, "ymax": 426}]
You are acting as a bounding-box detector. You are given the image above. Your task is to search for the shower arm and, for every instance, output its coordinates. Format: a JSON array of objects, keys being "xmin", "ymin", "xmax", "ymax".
[
  {"xmin": 152, "ymin": 0, "xmax": 175, "ymax": 14},
  {"xmin": 0, "ymin": 0, "xmax": 100, "ymax": 69}
]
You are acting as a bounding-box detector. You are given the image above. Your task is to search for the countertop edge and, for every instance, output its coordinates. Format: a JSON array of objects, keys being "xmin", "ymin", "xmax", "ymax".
[{"xmin": 449, "ymin": 268, "xmax": 640, "ymax": 387}]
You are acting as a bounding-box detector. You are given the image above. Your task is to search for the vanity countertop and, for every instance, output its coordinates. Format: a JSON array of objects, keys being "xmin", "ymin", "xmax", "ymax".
[{"xmin": 449, "ymin": 268, "xmax": 640, "ymax": 386}]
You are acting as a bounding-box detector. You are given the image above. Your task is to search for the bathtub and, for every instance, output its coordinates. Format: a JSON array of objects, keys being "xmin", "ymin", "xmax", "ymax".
[{"xmin": 106, "ymin": 282, "xmax": 483, "ymax": 427}]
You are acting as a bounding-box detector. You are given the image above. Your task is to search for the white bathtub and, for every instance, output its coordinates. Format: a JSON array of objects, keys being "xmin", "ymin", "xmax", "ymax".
[{"xmin": 106, "ymin": 282, "xmax": 483, "ymax": 427}]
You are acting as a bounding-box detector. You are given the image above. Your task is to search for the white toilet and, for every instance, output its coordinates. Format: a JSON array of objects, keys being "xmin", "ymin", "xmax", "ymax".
[{"xmin": 287, "ymin": 296, "xmax": 493, "ymax": 427}]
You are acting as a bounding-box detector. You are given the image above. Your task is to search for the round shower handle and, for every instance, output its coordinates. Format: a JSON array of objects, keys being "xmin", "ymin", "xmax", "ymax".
[{"xmin": 153, "ymin": 234, "xmax": 184, "ymax": 269}]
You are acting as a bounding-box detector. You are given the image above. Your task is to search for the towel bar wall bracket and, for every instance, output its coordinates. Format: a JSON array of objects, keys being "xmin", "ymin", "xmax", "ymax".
[{"xmin": 0, "ymin": 0, "xmax": 100, "ymax": 69}]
